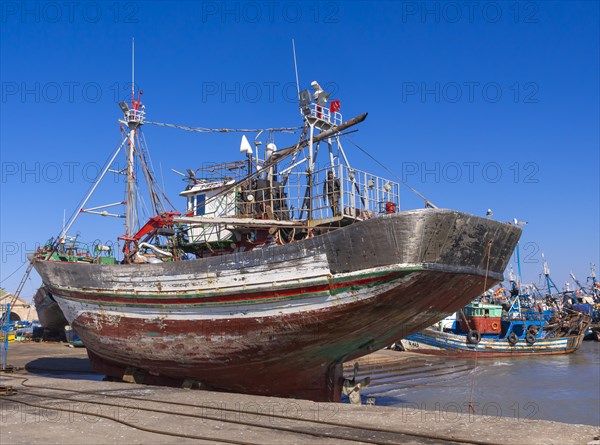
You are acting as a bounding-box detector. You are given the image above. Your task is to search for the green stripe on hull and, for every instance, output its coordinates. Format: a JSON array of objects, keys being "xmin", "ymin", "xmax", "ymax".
[{"xmin": 52, "ymin": 268, "xmax": 419, "ymax": 309}]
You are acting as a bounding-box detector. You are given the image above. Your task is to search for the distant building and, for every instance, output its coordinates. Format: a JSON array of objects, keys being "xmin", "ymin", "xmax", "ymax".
[{"xmin": 0, "ymin": 289, "xmax": 35, "ymax": 322}]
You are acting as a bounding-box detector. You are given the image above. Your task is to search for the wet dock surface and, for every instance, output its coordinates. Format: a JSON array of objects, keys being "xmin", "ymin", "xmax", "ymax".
[
  {"xmin": 1, "ymin": 343, "xmax": 599, "ymax": 444},
  {"xmin": 347, "ymin": 343, "xmax": 600, "ymax": 427}
]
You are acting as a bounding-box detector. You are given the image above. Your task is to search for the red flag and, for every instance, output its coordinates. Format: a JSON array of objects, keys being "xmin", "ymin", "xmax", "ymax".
[{"xmin": 329, "ymin": 99, "xmax": 341, "ymax": 113}]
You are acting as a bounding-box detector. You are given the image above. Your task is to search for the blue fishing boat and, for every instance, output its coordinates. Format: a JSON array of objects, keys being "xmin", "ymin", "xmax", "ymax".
[
  {"xmin": 399, "ymin": 301, "xmax": 591, "ymax": 357},
  {"xmin": 566, "ymin": 266, "xmax": 600, "ymax": 340}
]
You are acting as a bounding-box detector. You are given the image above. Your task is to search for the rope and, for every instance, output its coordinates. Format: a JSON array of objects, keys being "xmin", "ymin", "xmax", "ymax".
[
  {"xmin": 467, "ymin": 239, "xmax": 494, "ymax": 415},
  {"xmin": 146, "ymin": 121, "xmax": 302, "ymax": 134},
  {"xmin": 344, "ymin": 137, "xmax": 438, "ymax": 208},
  {"xmin": 3, "ymin": 396, "xmax": 253, "ymax": 445},
  {"xmin": 483, "ymin": 240, "xmax": 494, "ymax": 293},
  {"xmin": 0, "ymin": 261, "xmax": 26, "ymax": 284},
  {"xmin": 2, "ymin": 374, "xmax": 506, "ymax": 445}
]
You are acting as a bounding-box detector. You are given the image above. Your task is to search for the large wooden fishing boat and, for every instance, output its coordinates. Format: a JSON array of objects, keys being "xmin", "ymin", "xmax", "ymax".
[{"xmin": 31, "ymin": 73, "xmax": 521, "ymax": 401}]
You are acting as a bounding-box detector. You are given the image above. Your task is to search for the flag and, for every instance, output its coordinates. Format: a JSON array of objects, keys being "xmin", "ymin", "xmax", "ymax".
[{"xmin": 329, "ymin": 99, "xmax": 341, "ymax": 113}]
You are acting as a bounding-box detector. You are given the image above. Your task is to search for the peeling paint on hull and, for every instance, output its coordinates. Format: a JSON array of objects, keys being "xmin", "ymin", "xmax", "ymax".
[{"xmin": 33, "ymin": 209, "xmax": 521, "ymax": 401}]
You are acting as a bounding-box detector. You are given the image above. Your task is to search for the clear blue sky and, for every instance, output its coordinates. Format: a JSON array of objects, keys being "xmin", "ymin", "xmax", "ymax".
[{"xmin": 1, "ymin": 1, "xmax": 598, "ymax": 300}]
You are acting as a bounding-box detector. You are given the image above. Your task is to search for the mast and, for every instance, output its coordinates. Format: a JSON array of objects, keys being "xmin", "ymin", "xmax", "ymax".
[
  {"xmin": 570, "ymin": 272, "xmax": 586, "ymax": 294},
  {"xmin": 120, "ymin": 38, "xmax": 144, "ymax": 242},
  {"xmin": 515, "ymin": 242, "xmax": 523, "ymax": 293},
  {"xmin": 300, "ymin": 80, "xmax": 344, "ymax": 221},
  {"xmin": 588, "ymin": 264, "xmax": 598, "ymax": 298},
  {"xmin": 292, "ymin": 39, "xmax": 300, "ymax": 104},
  {"xmin": 542, "ymin": 254, "xmax": 559, "ymax": 296},
  {"xmin": 126, "ymin": 113, "xmax": 136, "ymax": 238},
  {"xmin": 126, "ymin": 38, "xmax": 136, "ymax": 238},
  {"xmin": 131, "ymin": 38, "xmax": 135, "ymax": 104}
]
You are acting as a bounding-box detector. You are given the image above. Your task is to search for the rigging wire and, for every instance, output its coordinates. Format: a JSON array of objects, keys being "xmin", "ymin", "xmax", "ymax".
[
  {"xmin": 467, "ymin": 239, "xmax": 495, "ymax": 415},
  {"xmin": 146, "ymin": 121, "xmax": 302, "ymax": 134},
  {"xmin": 137, "ymin": 130, "xmax": 177, "ymax": 212},
  {"xmin": 56, "ymin": 137, "xmax": 129, "ymax": 245},
  {"xmin": 135, "ymin": 185, "xmax": 150, "ymax": 227},
  {"xmin": 135, "ymin": 132, "xmax": 161, "ymax": 215},
  {"xmin": 344, "ymin": 137, "xmax": 438, "ymax": 209},
  {"xmin": 187, "ymin": 125, "xmax": 310, "ymax": 216},
  {"xmin": 0, "ymin": 261, "xmax": 27, "ymax": 284}
]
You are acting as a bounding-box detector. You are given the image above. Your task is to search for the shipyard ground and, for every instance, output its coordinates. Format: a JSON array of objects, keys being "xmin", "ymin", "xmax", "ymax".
[{"xmin": 0, "ymin": 343, "xmax": 598, "ymax": 445}]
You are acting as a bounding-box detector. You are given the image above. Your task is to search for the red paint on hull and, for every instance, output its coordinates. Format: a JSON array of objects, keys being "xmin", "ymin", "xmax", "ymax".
[
  {"xmin": 458, "ymin": 316, "xmax": 502, "ymax": 335},
  {"xmin": 47, "ymin": 271, "xmax": 400, "ymax": 306}
]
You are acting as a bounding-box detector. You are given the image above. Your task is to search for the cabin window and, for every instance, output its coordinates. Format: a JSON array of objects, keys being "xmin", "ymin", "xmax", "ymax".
[{"xmin": 195, "ymin": 194, "xmax": 206, "ymax": 215}]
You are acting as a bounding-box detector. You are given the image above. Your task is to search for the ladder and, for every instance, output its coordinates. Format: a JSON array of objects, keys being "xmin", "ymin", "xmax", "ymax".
[
  {"xmin": 0, "ymin": 262, "xmax": 34, "ymax": 371},
  {"xmin": 0, "ymin": 262, "xmax": 34, "ymax": 326}
]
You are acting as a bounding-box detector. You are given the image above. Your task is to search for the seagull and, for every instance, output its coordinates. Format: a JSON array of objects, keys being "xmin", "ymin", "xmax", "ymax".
[
  {"xmin": 486, "ymin": 209, "xmax": 493, "ymax": 218},
  {"xmin": 513, "ymin": 218, "xmax": 528, "ymax": 226}
]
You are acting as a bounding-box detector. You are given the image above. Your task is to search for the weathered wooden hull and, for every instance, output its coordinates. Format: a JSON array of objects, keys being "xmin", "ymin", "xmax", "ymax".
[
  {"xmin": 32, "ymin": 285, "xmax": 68, "ymax": 332},
  {"xmin": 400, "ymin": 328, "xmax": 586, "ymax": 357},
  {"xmin": 33, "ymin": 209, "xmax": 521, "ymax": 401}
]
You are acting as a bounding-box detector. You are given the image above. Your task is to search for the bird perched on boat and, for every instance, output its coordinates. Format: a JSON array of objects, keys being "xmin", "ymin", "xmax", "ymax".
[{"xmin": 513, "ymin": 218, "xmax": 528, "ymax": 226}]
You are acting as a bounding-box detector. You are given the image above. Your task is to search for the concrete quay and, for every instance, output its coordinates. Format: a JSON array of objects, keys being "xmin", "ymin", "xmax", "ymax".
[{"xmin": 0, "ymin": 342, "xmax": 598, "ymax": 445}]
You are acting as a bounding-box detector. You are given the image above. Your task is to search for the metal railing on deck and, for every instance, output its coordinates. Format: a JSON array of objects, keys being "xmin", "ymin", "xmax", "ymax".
[
  {"xmin": 312, "ymin": 165, "xmax": 401, "ymax": 221},
  {"xmin": 235, "ymin": 164, "xmax": 400, "ymax": 223}
]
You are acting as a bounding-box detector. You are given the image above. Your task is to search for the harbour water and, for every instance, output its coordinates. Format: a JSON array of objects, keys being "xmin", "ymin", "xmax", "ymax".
[{"xmin": 358, "ymin": 341, "xmax": 600, "ymax": 426}]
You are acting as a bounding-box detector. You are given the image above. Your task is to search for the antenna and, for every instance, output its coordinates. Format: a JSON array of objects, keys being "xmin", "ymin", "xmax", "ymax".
[
  {"xmin": 131, "ymin": 38, "xmax": 135, "ymax": 101},
  {"xmin": 292, "ymin": 39, "xmax": 300, "ymax": 98},
  {"xmin": 542, "ymin": 253, "xmax": 550, "ymax": 276},
  {"xmin": 171, "ymin": 169, "xmax": 187, "ymax": 177}
]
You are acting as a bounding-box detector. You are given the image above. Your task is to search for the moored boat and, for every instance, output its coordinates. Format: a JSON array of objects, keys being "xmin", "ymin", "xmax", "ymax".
[{"xmin": 400, "ymin": 302, "xmax": 591, "ymax": 357}]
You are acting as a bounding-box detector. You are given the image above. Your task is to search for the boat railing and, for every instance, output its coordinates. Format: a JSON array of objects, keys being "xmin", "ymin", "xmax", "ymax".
[
  {"xmin": 521, "ymin": 310, "xmax": 548, "ymax": 322},
  {"xmin": 316, "ymin": 164, "xmax": 401, "ymax": 221},
  {"xmin": 125, "ymin": 107, "xmax": 145, "ymax": 124},
  {"xmin": 123, "ymin": 105, "xmax": 146, "ymax": 125},
  {"xmin": 234, "ymin": 164, "xmax": 401, "ymax": 223},
  {"xmin": 307, "ymin": 103, "xmax": 342, "ymax": 126}
]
